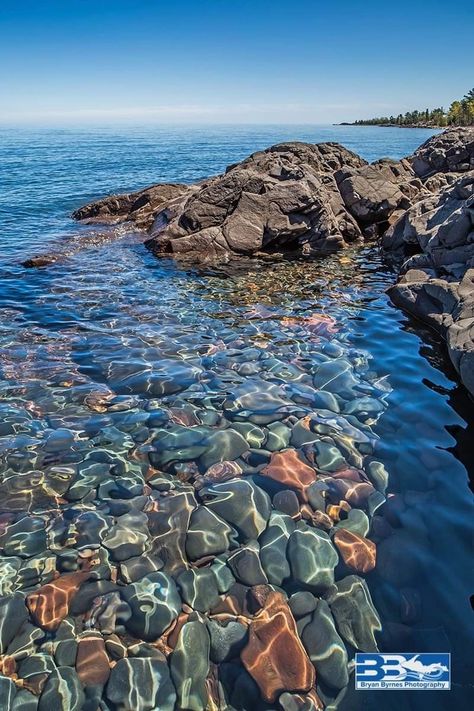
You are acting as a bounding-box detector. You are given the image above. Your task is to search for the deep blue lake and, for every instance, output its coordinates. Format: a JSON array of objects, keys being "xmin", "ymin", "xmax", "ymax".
[{"xmin": 0, "ymin": 125, "xmax": 472, "ymax": 711}]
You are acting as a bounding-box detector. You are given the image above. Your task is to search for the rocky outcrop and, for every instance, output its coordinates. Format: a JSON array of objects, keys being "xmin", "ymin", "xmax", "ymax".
[
  {"xmin": 409, "ymin": 127, "xmax": 474, "ymax": 178},
  {"xmin": 384, "ymin": 171, "xmax": 474, "ymax": 396},
  {"xmin": 72, "ymin": 183, "xmax": 191, "ymax": 229},
  {"xmin": 146, "ymin": 142, "xmax": 368, "ymax": 259},
  {"xmin": 73, "ymin": 141, "xmax": 440, "ymax": 261}
]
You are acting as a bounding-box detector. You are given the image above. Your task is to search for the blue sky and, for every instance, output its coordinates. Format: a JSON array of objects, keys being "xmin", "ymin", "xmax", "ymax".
[{"xmin": 0, "ymin": 0, "xmax": 472, "ymax": 124}]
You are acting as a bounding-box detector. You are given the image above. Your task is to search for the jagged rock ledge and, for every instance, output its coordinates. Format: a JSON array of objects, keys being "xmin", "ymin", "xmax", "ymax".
[{"xmin": 39, "ymin": 127, "xmax": 474, "ymax": 396}]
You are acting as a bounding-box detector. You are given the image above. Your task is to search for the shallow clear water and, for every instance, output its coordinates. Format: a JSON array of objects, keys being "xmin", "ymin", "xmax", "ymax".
[{"xmin": 0, "ymin": 125, "xmax": 472, "ymax": 710}]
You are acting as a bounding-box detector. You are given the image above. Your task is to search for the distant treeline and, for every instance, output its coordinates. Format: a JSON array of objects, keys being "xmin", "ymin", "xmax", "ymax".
[{"xmin": 352, "ymin": 88, "xmax": 474, "ymax": 127}]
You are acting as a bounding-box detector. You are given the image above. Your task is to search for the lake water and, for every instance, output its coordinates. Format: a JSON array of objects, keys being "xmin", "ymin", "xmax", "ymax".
[{"xmin": 0, "ymin": 125, "xmax": 472, "ymax": 711}]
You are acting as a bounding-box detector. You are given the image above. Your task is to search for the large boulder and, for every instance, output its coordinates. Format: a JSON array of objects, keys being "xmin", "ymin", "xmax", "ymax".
[
  {"xmin": 384, "ymin": 172, "xmax": 474, "ymax": 396},
  {"xmin": 145, "ymin": 142, "xmax": 367, "ymax": 260},
  {"xmin": 409, "ymin": 127, "xmax": 474, "ymax": 178}
]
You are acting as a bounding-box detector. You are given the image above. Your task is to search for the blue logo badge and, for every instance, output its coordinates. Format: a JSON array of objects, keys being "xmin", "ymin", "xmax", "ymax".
[{"xmin": 355, "ymin": 653, "xmax": 451, "ymax": 690}]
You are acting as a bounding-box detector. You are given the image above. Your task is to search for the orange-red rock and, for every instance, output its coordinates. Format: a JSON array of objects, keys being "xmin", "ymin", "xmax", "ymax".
[
  {"xmin": 241, "ymin": 589, "xmax": 315, "ymax": 702},
  {"xmin": 26, "ymin": 570, "xmax": 90, "ymax": 631},
  {"xmin": 334, "ymin": 529, "xmax": 376, "ymax": 573},
  {"xmin": 261, "ymin": 449, "xmax": 316, "ymax": 502},
  {"xmin": 76, "ymin": 633, "xmax": 110, "ymax": 686}
]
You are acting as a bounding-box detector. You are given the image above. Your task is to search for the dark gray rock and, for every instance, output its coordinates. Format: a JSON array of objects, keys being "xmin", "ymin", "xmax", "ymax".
[
  {"xmin": 170, "ymin": 617, "xmax": 210, "ymax": 711},
  {"xmin": 106, "ymin": 655, "xmax": 176, "ymax": 711},
  {"xmin": 409, "ymin": 127, "xmax": 474, "ymax": 177},
  {"xmin": 301, "ymin": 599, "xmax": 349, "ymax": 690},
  {"xmin": 38, "ymin": 667, "xmax": 85, "ymax": 711},
  {"xmin": 199, "ymin": 479, "xmax": 271, "ymax": 541},
  {"xmin": 287, "ymin": 525, "xmax": 338, "ymax": 593},
  {"xmin": 177, "ymin": 567, "xmax": 220, "ymax": 612},
  {"xmin": 326, "ymin": 575, "xmax": 381, "ymax": 652},
  {"xmin": 122, "ymin": 572, "xmax": 181, "ymax": 641},
  {"xmin": 226, "ymin": 541, "xmax": 268, "ymax": 586},
  {"xmin": 207, "ymin": 619, "xmax": 248, "ymax": 663}
]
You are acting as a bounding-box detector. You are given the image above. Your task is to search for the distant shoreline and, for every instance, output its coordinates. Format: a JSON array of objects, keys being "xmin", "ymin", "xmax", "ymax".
[{"xmin": 335, "ymin": 122, "xmax": 444, "ymax": 129}]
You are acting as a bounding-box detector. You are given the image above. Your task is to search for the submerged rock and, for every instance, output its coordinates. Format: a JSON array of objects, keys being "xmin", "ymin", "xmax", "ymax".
[{"xmin": 241, "ymin": 587, "xmax": 315, "ymax": 703}]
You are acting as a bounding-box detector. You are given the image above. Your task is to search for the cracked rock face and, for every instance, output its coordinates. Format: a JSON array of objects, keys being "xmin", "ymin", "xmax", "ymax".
[
  {"xmin": 384, "ymin": 170, "xmax": 474, "ymax": 397},
  {"xmin": 409, "ymin": 127, "xmax": 474, "ymax": 178}
]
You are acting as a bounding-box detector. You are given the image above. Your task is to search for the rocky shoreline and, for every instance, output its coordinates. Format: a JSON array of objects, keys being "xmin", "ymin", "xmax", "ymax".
[{"xmin": 71, "ymin": 127, "xmax": 474, "ymax": 397}]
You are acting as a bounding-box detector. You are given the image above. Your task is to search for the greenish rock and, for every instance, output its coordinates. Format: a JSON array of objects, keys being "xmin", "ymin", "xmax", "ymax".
[
  {"xmin": 312, "ymin": 390, "xmax": 341, "ymax": 412},
  {"xmin": 232, "ymin": 422, "xmax": 266, "ymax": 448},
  {"xmin": 306, "ymin": 481, "xmax": 329, "ymax": 513},
  {"xmin": 259, "ymin": 512, "xmax": 294, "ymax": 586},
  {"xmin": 265, "ymin": 422, "xmax": 291, "ymax": 451},
  {"xmin": 210, "ymin": 556, "xmax": 236, "ymax": 594},
  {"xmin": 289, "ymin": 591, "xmax": 318, "ymax": 619},
  {"xmin": 301, "ymin": 599, "xmax": 349, "ymax": 690},
  {"xmin": 1, "ymin": 516, "xmax": 47, "ymax": 559},
  {"xmin": 366, "ymin": 460, "xmax": 389, "ymax": 493},
  {"xmin": 226, "ymin": 541, "xmax": 268, "ymax": 586},
  {"xmin": 177, "ymin": 568, "xmax": 220, "ymax": 612},
  {"xmin": 119, "ymin": 554, "xmax": 164, "ymax": 584},
  {"xmin": 54, "ymin": 619, "xmax": 78, "ymax": 667},
  {"xmin": 334, "ymin": 509, "xmax": 370, "ymax": 537},
  {"xmin": 0, "ymin": 593, "xmax": 28, "ymax": 653},
  {"xmin": 367, "ymin": 490, "xmax": 386, "ymax": 516},
  {"xmin": 186, "ymin": 506, "xmax": 237, "ymax": 561},
  {"xmin": 12, "ymin": 689, "xmax": 38, "ymax": 711},
  {"xmin": 0, "ymin": 676, "xmax": 17, "ymax": 709},
  {"xmin": 170, "ymin": 617, "xmax": 210, "ymax": 711},
  {"xmin": 207, "ymin": 619, "xmax": 248, "ymax": 663},
  {"xmin": 122, "ymin": 572, "xmax": 181, "ymax": 641},
  {"xmin": 326, "ymin": 575, "xmax": 381, "ymax": 652},
  {"xmin": 313, "ymin": 441, "xmax": 346, "ymax": 472},
  {"xmin": 38, "ymin": 667, "xmax": 85, "ymax": 711},
  {"xmin": 290, "ymin": 419, "xmax": 321, "ymax": 447},
  {"xmin": 287, "ymin": 525, "xmax": 338, "ymax": 593},
  {"xmin": 106, "ymin": 655, "xmax": 176, "ymax": 711},
  {"xmin": 199, "ymin": 429, "xmax": 249, "ymax": 470},
  {"xmin": 199, "ymin": 479, "xmax": 271, "ymax": 541}
]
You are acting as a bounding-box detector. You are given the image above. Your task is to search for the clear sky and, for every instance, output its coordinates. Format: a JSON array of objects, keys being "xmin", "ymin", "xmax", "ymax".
[{"xmin": 0, "ymin": 0, "xmax": 472, "ymax": 124}]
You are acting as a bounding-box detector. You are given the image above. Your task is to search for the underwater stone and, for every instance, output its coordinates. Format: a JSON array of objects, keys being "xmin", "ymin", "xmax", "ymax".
[
  {"xmin": 199, "ymin": 479, "xmax": 271, "ymax": 541},
  {"xmin": 326, "ymin": 575, "xmax": 381, "ymax": 652},
  {"xmin": 301, "ymin": 599, "xmax": 349, "ymax": 691},
  {"xmin": 177, "ymin": 568, "xmax": 220, "ymax": 612},
  {"xmin": 0, "ymin": 593, "xmax": 29, "ymax": 653},
  {"xmin": 11, "ymin": 689, "xmax": 38, "ymax": 711},
  {"xmin": 76, "ymin": 632, "xmax": 110, "ymax": 687},
  {"xmin": 288, "ymin": 591, "xmax": 318, "ymax": 620},
  {"xmin": 333, "ymin": 509, "xmax": 369, "ymax": 537},
  {"xmin": 26, "ymin": 570, "xmax": 90, "ymax": 632},
  {"xmin": 227, "ymin": 541, "xmax": 268, "ymax": 586},
  {"xmin": 241, "ymin": 588, "xmax": 315, "ymax": 703},
  {"xmin": 0, "ymin": 677, "xmax": 17, "ymax": 709},
  {"xmin": 119, "ymin": 554, "xmax": 164, "ymax": 584},
  {"xmin": 287, "ymin": 525, "xmax": 338, "ymax": 593},
  {"xmin": 210, "ymin": 556, "xmax": 236, "ymax": 594},
  {"xmin": 38, "ymin": 667, "xmax": 85, "ymax": 711},
  {"xmin": 199, "ymin": 428, "xmax": 250, "ymax": 470},
  {"xmin": 185, "ymin": 506, "xmax": 237, "ymax": 561},
  {"xmin": 265, "ymin": 421, "xmax": 292, "ymax": 451},
  {"xmin": 147, "ymin": 489, "xmax": 197, "ymax": 575},
  {"xmin": 333, "ymin": 529, "xmax": 376, "ymax": 574},
  {"xmin": 170, "ymin": 617, "xmax": 210, "ymax": 711},
  {"xmin": 106, "ymin": 656, "xmax": 176, "ymax": 711},
  {"xmin": 261, "ymin": 449, "xmax": 316, "ymax": 502},
  {"xmin": 232, "ymin": 422, "xmax": 266, "ymax": 448},
  {"xmin": 122, "ymin": 572, "xmax": 181, "ymax": 641},
  {"xmin": 259, "ymin": 512, "xmax": 295, "ymax": 586},
  {"xmin": 312, "ymin": 360, "xmax": 360, "ymax": 399},
  {"xmin": 207, "ymin": 618, "xmax": 248, "ymax": 663},
  {"xmin": 272, "ymin": 489, "xmax": 300, "ymax": 517},
  {"xmin": 1, "ymin": 516, "xmax": 47, "ymax": 559}
]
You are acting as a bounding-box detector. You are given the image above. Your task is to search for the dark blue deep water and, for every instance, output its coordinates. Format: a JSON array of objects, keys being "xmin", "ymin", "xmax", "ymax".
[{"xmin": 0, "ymin": 125, "xmax": 472, "ymax": 711}]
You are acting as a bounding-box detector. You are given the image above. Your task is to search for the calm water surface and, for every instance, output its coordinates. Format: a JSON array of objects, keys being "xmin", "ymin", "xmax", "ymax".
[{"xmin": 0, "ymin": 125, "xmax": 472, "ymax": 710}]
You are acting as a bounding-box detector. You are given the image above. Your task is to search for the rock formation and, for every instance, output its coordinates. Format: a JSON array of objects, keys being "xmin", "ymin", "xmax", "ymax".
[
  {"xmin": 70, "ymin": 127, "xmax": 473, "ymax": 396},
  {"xmin": 383, "ymin": 170, "xmax": 474, "ymax": 396}
]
